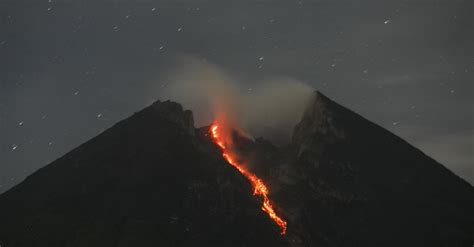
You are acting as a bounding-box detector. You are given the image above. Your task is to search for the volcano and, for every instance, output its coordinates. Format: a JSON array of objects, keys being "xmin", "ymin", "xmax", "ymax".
[{"xmin": 0, "ymin": 91, "xmax": 472, "ymax": 247}]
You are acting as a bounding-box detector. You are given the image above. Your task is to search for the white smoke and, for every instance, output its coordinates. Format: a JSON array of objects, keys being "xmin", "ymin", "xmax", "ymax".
[{"xmin": 154, "ymin": 56, "xmax": 314, "ymax": 145}]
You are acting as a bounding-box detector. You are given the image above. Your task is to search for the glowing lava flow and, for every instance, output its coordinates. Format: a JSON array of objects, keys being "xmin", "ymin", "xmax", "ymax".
[{"xmin": 210, "ymin": 124, "xmax": 287, "ymax": 235}]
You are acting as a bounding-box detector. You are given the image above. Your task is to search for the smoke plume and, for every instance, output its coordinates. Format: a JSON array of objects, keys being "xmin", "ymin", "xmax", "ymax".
[{"xmin": 156, "ymin": 56, "xmax": 314, "ymax": 145}]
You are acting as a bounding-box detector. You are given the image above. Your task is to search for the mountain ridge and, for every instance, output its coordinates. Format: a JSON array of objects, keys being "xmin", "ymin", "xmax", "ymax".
[{"xmin": 0, "ymin": 91, "xmax": 472, "ymax": 247}]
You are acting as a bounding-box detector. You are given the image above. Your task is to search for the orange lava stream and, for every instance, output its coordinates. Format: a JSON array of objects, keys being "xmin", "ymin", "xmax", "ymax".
[{"xmin": 210, "ymin": 124, "xmax": 287, "ymax": 235}]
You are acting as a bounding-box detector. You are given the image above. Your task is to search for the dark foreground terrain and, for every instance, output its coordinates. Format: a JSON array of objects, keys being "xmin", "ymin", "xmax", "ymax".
[{"xmin": 0, "ymin": 91, "xmax": 472, "ymax": 247}]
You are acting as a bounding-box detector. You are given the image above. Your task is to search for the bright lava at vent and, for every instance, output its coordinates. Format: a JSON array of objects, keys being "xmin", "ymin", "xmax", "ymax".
[{"xmin": 210, "ymin": 124, "xmax": 287, "ymax": 235}]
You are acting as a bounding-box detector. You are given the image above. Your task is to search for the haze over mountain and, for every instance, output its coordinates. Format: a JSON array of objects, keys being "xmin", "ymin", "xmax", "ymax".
[{"xmin": 0, "ymin": 91, "xmax": 472, "ymax": 246}]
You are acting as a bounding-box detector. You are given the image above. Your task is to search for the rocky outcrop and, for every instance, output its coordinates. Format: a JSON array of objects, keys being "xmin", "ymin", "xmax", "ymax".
[
  {"xmin": 292, "ymin": 91, "xmax": 347, "ymax": 167},
  {"xmin": 149, "ymin": 100, "xmax": 195, "ymax": 136}
]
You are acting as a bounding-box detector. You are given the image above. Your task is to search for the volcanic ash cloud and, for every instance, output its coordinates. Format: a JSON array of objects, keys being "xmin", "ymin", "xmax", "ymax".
[{"xmin": 157, "ymin": 56, "xmax": 314, "ymax": 145}]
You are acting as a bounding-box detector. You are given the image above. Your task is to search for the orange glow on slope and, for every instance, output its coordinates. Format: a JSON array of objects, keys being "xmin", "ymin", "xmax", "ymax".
[{"xmin": 210, "ymin": 124, "xmax": 287, "ymax": 235}]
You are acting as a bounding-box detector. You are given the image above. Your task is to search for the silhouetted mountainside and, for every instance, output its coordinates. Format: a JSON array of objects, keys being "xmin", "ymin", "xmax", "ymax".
[
  {"xmin": 0, "ymin": 101, "xmax": 286, "ymax": 247},
  {"xmin": 0, "ymin": 92, "xmax": 472, "ymax": 247},
  {"xmin": 285, "ymin": 92, "xmax": 473, "ymax": 246}
]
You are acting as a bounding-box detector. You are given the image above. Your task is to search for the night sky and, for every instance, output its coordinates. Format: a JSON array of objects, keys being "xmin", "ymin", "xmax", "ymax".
[{"xmin": 1, "ymin": 0, "xmax": 472, "ymax": 193}]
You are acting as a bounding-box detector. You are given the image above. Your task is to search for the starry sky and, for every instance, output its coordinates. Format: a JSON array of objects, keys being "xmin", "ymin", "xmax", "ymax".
[{"xmin": 1, "ymin": 0, "xmax": 473, "ymax": 193}]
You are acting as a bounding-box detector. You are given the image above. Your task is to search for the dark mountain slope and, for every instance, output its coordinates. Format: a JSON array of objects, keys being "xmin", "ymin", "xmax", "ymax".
[
  {"xmin": 282, "ymin": 92, "xmax": 473, "ymax": 246},
  {"xmin": 0, "ymin": 101, "xmax": 286, "ymax": 247}
]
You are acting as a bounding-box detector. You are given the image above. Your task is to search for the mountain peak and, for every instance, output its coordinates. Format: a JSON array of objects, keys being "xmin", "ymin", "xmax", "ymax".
[
  {"xmin": 313, "ymin": 90, "xmax": 332, "ymax": 103},
  {"xmin": 147, "ymin": 100, "xmax": 195, "ymax": 135},
  {"xmin": 291, "ymin": 91, "xmax": 347, "ymax": 157}
]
